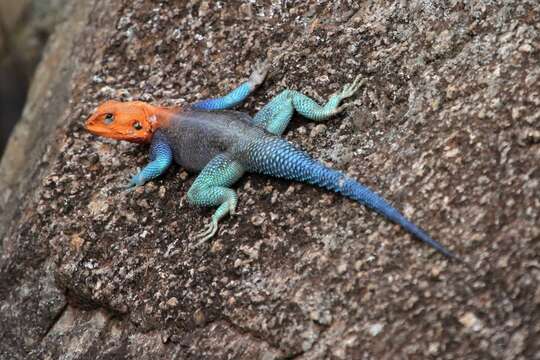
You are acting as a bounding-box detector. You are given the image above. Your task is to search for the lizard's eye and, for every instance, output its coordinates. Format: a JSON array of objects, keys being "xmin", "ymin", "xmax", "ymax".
[
  {"xmin": 104, "ymin": 113, "xmax": 114, "ymax": 124},
  {"xmin": 133, "ymin": 121, "xmax": 143, "ymax": 130}
]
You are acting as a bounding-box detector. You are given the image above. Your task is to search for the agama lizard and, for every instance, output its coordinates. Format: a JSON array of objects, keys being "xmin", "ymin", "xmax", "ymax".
[{"xmin": 85, "ymin": 61, "xmax": 459, "ymax": 260}]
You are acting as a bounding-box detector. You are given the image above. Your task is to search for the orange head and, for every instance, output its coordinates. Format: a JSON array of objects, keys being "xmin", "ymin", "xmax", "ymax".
[{"xmin": 85, "ymin": 100, "xmax": 158, "ymax": 143}]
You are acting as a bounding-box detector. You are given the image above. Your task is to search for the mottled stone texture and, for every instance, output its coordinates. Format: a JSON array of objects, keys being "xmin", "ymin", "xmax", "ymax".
[{"xmin": 0, "ymin": 1, "xmax": 539, "ymax": 359}]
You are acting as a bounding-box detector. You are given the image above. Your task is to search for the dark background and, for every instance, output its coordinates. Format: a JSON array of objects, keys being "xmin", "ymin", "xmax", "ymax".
[{"xmin": 0, "ymin": 0, "xmax": 65, "ymax": 156}]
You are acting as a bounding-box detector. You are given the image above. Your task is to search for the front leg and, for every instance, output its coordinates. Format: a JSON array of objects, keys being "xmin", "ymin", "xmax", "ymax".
[
  {"xmin": 126, "ymin": 134, "xmax": 173, "ymax": 189},
  {"xmin": 191, "ymin": 60, "xmax": 270, "ymax": 111},
  {"xmin": 186, "ymin": 153, "xmax": 245, "ymax": 245}
]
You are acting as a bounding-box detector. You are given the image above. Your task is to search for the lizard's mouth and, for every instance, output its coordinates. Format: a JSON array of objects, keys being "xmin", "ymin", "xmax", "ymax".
[
  {"xmin": 85, "ymin": 120, "xmax": 114, "ymax": 138},
  {"xmin": 85, "ymin": 122, "xmax": 104, "ymax": 135}
]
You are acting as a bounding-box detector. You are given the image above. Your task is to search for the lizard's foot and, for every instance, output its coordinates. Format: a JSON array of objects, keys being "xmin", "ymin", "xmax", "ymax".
[
  {"xmin": 337, "ymin": 75, "xmax": 365, "ymax": 100},
  {"xmin": 122, "ymin": 168, "xmax": 144, "ymax": 192},
  {"xmin": 329, "ymin": 75, "xmax": 365, "ymax": 115},
  {"xmin": 248, "ymin": 59, "xmax": 271, "ymax": 87},
  {"xmin": 122, "ymin": 184, "xmax": 141, "ymax": 193},
  {"xmin": 194, "ymin": 219, "xmax": 219, "ymax": 246}
]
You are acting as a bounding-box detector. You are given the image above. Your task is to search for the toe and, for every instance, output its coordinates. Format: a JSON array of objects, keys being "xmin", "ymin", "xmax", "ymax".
[
  {"xmin": 249, "ymin": 60, "xmax": 271, "ymax": 85},
  {"xmin": 194, "ymin": 224, "xmax": 218, "ymax": 246},
  {"xmin": 194, "ymin": 221, "xmax": 219, "ymax": 244}
]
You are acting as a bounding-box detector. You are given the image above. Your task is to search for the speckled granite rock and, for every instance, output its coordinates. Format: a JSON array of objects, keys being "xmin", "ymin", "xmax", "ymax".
[{"xmin": 1, "ymin": 1, "xmax": 539, "ymax": 359}]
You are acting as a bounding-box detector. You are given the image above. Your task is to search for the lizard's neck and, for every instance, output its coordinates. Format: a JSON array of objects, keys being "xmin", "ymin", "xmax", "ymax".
[{"xmin": 146, "ymin": 105, "xmax": 181, "ymax": 131}]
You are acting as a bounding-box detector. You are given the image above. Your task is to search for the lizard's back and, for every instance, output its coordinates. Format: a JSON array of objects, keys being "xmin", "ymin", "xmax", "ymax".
[{"xmin": 158, "ymin": 110, "xmax": 269, "ymax": 172}]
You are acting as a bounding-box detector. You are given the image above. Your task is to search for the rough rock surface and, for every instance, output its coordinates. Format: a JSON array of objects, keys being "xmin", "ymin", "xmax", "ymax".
[{"xmin": 1, "ymin": 1, "xmax": 539, "ymax": 359}]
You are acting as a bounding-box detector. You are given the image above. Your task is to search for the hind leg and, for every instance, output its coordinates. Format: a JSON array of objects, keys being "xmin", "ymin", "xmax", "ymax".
[
  {"xmin": 186, "ymin": 153, "xmax": 245, "ymax": 245},
  {"xmin": 253, "ymin": 75, "xmax": 364, "ymax": 136}
]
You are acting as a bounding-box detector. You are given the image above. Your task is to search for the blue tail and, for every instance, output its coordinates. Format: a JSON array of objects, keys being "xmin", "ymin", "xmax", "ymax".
[{"xmin": 245, "ymin": 138, "xmax": 459, "ymax": 260}]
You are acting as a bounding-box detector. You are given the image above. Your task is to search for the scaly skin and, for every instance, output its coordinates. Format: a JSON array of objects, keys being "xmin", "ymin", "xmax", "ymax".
[{"xmin": 85, "ymin": 60, "xmax": 460, "ymax": 260}]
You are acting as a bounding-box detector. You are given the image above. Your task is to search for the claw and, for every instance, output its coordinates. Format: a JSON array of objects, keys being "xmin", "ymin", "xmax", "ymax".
[
  {"xmin": 193, "ymin": 220, "xmax": 219, "ymax": 246},
  {"xmin": 249, "ymin": 59, "xmax": 271, "ymax": 86},
  {"xmin": 121, "ymin": 167, "xmax": 144, "ymax": 193},
  {"xmin": 122, "ymin": 181, "xmax": 143, "ymax": 193},
  {"xmin": 334, "ymin": 102, "xmax": 357, "ymax": 114},
  {"xmin": 339, "ymin": 75, "xmax": 365, "ymax": 99},
  {"xmin": 122, "ymin": 184, "xmax": 137, "ymax": 193},
  {"xmin": 255, "ymin": 59, "xmax": 271, "ymax": 73}
]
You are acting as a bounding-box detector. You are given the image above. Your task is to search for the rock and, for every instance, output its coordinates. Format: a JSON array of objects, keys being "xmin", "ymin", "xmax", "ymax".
[
  {"xmin": 367, "ymin": 323, "xmax": 384, "ymax": 336},
  {"xmin": 0, "ymin": 1, "xmax": 538, "ymax": 359},
  {"xmin": 310, "ymin": 124, "xmax": 327, "ymax": 138},
  {"xmin": 166, "ymin": 297, "xmax": 178, "ymax": 307},
  {"xmin": 459, "ymin": 312, "xmax": 483, "ymax": 332}
]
